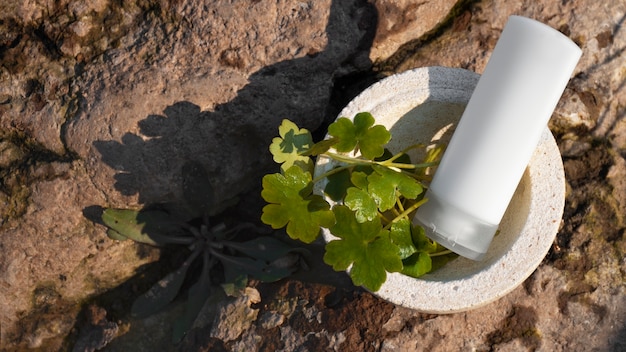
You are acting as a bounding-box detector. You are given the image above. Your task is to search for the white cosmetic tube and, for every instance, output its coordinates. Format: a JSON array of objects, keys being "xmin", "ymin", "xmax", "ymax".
[{"xmin": 413, "ymin": 16, "xmax": 581, "ymax": 260}]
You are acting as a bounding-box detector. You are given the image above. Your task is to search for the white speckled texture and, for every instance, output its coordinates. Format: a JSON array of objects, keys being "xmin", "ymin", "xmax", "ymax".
[{"xmin": 314, "ymin": 67, "xmax": 565, "ymax": 313}]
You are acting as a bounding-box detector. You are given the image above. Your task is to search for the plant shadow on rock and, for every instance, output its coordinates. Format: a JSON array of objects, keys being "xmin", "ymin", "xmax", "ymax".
[
  {"xmin": 91, "ymin": 0, "xmax": 380, "ymax": 223},
  {"xmin": 77, "ymin": 0, "xmax": 380, "ymax": 347}
]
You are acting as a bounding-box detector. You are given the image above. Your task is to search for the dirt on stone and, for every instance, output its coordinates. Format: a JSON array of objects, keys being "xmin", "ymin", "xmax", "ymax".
[{"xmin": 252, "ymin": 280, "xmax": 395, "ymax": 352}]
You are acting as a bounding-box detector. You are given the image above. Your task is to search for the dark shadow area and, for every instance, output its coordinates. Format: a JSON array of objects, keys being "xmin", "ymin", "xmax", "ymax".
[
  {"xmin": 74, "ymin": 1, "xmax": 379, "ymax": 348},
  {"xmin": 63, "ymin": 247, "xmax": 189, "ymax": 349},
  {"xmin": 92, "ymin": 1, "xmax": 380, "ymax": 221},
  {"xmin": 610, "ymin": 323, "xmax": 626, "ymax": 352}
]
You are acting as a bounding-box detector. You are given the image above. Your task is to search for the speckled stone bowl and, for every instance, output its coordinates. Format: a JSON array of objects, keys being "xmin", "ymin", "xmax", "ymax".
[{"xmin": 314, "ymin": 67, "xmax": 565, "ymax": 313}]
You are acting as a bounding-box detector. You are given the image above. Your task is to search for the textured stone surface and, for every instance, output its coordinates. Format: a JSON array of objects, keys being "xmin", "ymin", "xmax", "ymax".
[
  {"xmin": 0, "ymin": 0, "xmax": 378, "ymax": 349},
  {"xmin": 380, "ymin": 266, "xmax": 625, "ymax": 351},
  {"xmin": 376, "ymin": 0, "xmax": 626, "ymax": 350},
  {"xmin": 369, "ymin": 0, "xmax": 459, "ymax": 61},
  {"xmin": 0, "ymin": 160, "xmax": 161, "ymax": 350},
  {"xmin": 1, "ymin": 0, "xmax": 625, "ymax": 350},
  {"xmin": 64, "ymin": 0, "xmax": 375, "ymax": 217}
]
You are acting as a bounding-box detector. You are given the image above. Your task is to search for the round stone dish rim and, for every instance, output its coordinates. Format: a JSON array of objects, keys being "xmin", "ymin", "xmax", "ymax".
[{"xmin": 313, "ymin": 66, "xmax": 565, "ymax": 313}]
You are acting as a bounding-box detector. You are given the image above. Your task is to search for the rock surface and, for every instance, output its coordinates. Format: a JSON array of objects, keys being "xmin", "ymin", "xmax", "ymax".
[
  {"xmin": 368, "ymin": 0, "xmax": 459, "ymax": 61},
  {"xmin": 0, "ymin": 0, "xmax": 625, "ymax": 350},
  {"xmin": 0, "ymin": 0, "xmax": 378, "ymax": 349}
]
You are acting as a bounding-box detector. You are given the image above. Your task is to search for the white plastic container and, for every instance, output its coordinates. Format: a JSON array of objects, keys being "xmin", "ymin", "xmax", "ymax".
[{"xmin": 413, "ymin": 16, "xmax": 581, "ymax": 260}]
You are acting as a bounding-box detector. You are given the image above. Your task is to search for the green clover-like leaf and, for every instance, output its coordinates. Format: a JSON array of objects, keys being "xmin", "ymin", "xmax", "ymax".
[
  {"xmin": 367, "ymin": 165, "xmax": 423, "ymax": 211},
  {"xmin": 344, "ymin": 187, "xmax": 378, "ymax": 223},
  {"xmin": 344, "ymin": 171, "xmax": 377, "ymax": 222},
  {"xmin": 350, "ymin": 170, "xmax": 369, "ymax": 189},
  {"xmin": 261, "ymin": 166, "xmax": 335, "ymax": 243},
  {"xmin": 327, "ymin": 112, "xmax": 391, "ymax": 160},
  {"xmin": 323, "ymin": 206, "xmax": 402, "ymax": 291},
  {"xmin": 269, "ymin": 119, "xmax": 314, "ymax": 172},
  {"xmin": 390, "ymin": 219, "xmax": 418, "ymax": 259}
]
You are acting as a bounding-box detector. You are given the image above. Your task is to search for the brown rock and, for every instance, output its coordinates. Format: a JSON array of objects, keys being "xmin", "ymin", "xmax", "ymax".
[
  {"xmin": 375, "ymin": 0, "xmax": 626, "ymax": 350},
  {"xmin": 1, "ymin": 0, "xmax": 625, "ymax": 350},
  {"xmin": 369, "ymin": 0, "xmax": 459, "ymax": 62},
  {"xmin": 0, "ymin": 0, "xmax": 378, "ymax": 348},
  {"xmin": 59, "ymin": 0, "xmax": 379, "ymax": 220}
]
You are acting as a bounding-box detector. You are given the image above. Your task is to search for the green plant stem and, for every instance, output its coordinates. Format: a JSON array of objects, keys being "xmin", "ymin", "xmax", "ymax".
[
  {"xmin": 396, "ymin": 196, "xmax": 405, "ymax": 214},
  {"xmin": 311, "ymin": 164, "xmax": 353, "ymax": 184},
  {"xmin": 208, "ymin": 247, "xmax": 233, "ymax": 263},
  {"xmin": 207, "ymin": 240, "xmax": 224, "ymax": 250},
  {"xmin": 158, "ymin": 234, "xmax": 196, "ymax": 245},
  {"xmin": 402, "ymin": 170, "xmax": 433, "ymax": 182},
  {"xmin": 378, "ymin": 212, "xmax": 392, "ymax": 224},
  {"xmin": 182, "ymin": 222, "xmax": 203, "ymax": 239},
  {"xmin": 429, "ymin": 249, "xmax": 454, "ymax": 257},
  {"xmin": 319, "ymin": 152, "xmax": 372, "ymax": 167},
  {"xmin": 381, "ymin": 160, "xmax": 439, "ymax": 169},
  {"xmin": 383, "ymin": 197, "xmax": 429, "ymax": 230},
  {"xmin": 183, "ymin": 244, "xmax": 205, "ymax": 264},
  {"xmin": 322, "ymin": 151, "xmax": 438, "ymax": 171},
  {"xmin": 385, "ymin": 144, "xmax": 423, "ymax": 163}
]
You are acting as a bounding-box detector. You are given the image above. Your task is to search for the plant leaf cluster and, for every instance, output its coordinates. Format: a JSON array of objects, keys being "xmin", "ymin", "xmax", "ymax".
[
  {"xmin": 262, "ymin": 114, "xmax": 456, "ymax": 292},
  {"xmin": 98, "ymin": 162, "xmax": 307, "ymax": 342}
]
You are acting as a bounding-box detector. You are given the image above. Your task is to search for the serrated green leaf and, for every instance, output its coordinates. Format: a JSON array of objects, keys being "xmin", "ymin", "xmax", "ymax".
[
  {"xmin": 269, "ymin": 119, "xmax": 314, "ymax": 172},
  {"xmin": 323, "ymin": 206, "xmax": 402, "ymax": 292},
  {"xmin": 350, "ymin": 170, "xmax": 369, "ymax": 190},
  {"xmin": 324, "ymin": 167, "xmax": 352, "ymax": 201},
  {"xmin": 327, "ymin": 112, "xmax": 391, "ymax": 160},
  {"xmin": 261, "ymin": 166, "xmax": 335, "ymax": 243},
  {"xmin": 344, "ymin": 187, "xmax": 378, "ymax": 223},
  {"xmin": 401, "ymin": 252, "xmax": 432, "ymax": 278},
  {"xmin": 367, "ymin": 165, "xmax": 423, "ymax": 211},
  {"xmin": 101, "ymin": 209, "xmax": 192, "ymax": 246},
  {"xmin": 390, "ymin": 219, "xmax": 418, "ymax": 259},
  {"xmin": 343, "ymin": 170, "xmax": 377, "ymax": 222}
]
